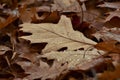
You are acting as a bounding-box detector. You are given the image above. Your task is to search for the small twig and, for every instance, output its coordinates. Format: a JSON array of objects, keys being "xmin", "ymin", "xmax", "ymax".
[
  {"xmin": 83, "ymin": 46, "xmax": 104, "ymax": 58},
  {"xmin": 5, "ymin": 56, "xmax": 11, "ymax": 67},
  {"xmin": 11, "ymin": 52, "xmax": 17, "ymax": 60},
  {"xmin": 83, "ymin": 46, "xmax": 93, "ymax": 58},
  {"xmin": 76, "ymin": 0, "xmax": 84, "ymax": 23}
]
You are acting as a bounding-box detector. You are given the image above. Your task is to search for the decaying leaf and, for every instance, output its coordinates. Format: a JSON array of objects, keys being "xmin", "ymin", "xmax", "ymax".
[
  {"xmin": 98, "ymin": 2, "xmax": 120, "ymax": 9},
  {"xmin": 104, "ymin": 16, "xmax": 120, "ymax": 28},
  {"xmin": 10, "ymin": 37, "xmax": 47, "ymax": 62},
  {"xmin": 93, "ymin": 27, "xmax": 120, "ymax": 42},
  {"xmin": 17, "ymin": 60, "xmax": 68, "ymax": 80},
  {"xmin": 105, "ymin": 10, "xmax": 120, "ymax": 21},
  {"xmin": 20, "ymin": 15, "xmax": 97, "ymax": 53},
  {"xmin": 0, "ymin": 0, "xmax": 120, "ymax": 80}
]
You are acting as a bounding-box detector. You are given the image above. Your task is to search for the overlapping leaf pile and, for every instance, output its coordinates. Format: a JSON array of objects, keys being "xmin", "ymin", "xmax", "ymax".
[{"xmin": 0, "ymin": 0, "xmax": 120, "ymax": 80}]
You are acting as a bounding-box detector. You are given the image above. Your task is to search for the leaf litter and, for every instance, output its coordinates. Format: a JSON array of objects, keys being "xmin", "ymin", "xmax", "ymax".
[{"xmin": 0, "ymin": 0, "xmax": 120, "ymax": 80}]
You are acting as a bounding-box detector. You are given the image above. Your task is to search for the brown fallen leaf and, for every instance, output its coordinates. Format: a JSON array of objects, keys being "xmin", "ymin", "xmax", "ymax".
[
  {"xmin": 19, "ymin": 43, "xmax": 47, "ymax": 62},
  {"xmin": 31, "ymin": 11, "xmax": 60, "ymax": 23},
  {"xmin": 109, "ymin": 53, "xmax": 120, "ymax": 66},
  {"xmin": 18, "ymin": 0, "xmax": 35, "ymax": 5},
  {"xmin": 53, "ymin": 0, "xmax": 82, "ymax": 12},
  {"xmin": 105, "ymin": 10, "xmax": 120, "ymax": 21},
  {"xmin": 17, "ymin": 60, "xmax": 68, "ymax": 80},
  {"xmin": 40, "ymin": 48, "xmax": 105, "ymax": 70},
  {"xmin": 98, "ymin": 2, "xmax": 120, "ymax": 9},
  {"xmin": 20, "ymin": 15, "xmax": 97, "ymax": 53},
  {"xmin": 94, "ymin": 40, "xmax": 120, "ymax": 53},
  {"xmin": 18, "ymin": 5, "xmax": 36, "ymax": 23},
  {"xmin": 0, "ymin": 50, "xmax": 27, "ymax": 79},
  {"xmin": 0, "ymin": 15, "xmax": 17, "ymax": 30},
  {"xmin": 11, "ymin": 36, "xmax": 47, "ymax": 62},
  {"xmin": 104, "ymin": 16, "xmax": 120, "ymax": 28},
  {"xmin": 57, "ymin": 59, "xmax": 114, "ymax": 80},
  {"xmin": 92, "ymin": 27, "xmax": 120, "ymax": 42},
  {"xmin": 84, "ymin": 0, "xmax": 106, "ymax": 23},
  {"xmin": 98, "ymin": 64, "xmax": 120, "ymax": 80},
  {"xmin": 57, "ymin": 70, "xmax": 85, "ymax": 80}
]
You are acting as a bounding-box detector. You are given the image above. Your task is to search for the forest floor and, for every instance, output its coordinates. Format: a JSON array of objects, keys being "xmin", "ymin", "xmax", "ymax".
[{"xmin": 0, "ymin": 0, "xmax": 120, "ymax": 80}]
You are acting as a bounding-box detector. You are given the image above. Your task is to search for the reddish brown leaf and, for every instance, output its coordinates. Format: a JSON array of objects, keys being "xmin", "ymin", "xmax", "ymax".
[
  {"xmin": 104, "ymin": 16, "xmax": 120, "ymax": 28},
  {"xmin": 94, "ymin": 40, "xmax": 120, "ymax": 53},
  {"xmin": 0, "ymin": 15, "xmax": 17, "ymax": 30},
  {"xmin": 98, "ymin": 64, "xmax": 120, "ymax": 80}
]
